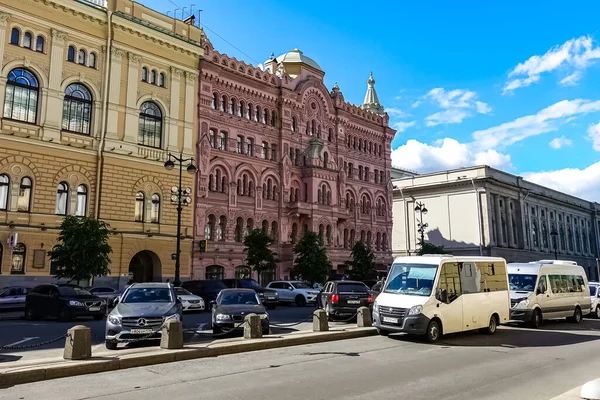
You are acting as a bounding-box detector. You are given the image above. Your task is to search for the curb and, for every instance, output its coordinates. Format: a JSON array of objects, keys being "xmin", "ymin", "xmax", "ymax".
[
  {"xmin": 0, "ymin": 313, "xmax": 24, "ymax": 321},
  {"xmin": 0, "ymin": 327, "xmax": 376, "ymax": 388}
]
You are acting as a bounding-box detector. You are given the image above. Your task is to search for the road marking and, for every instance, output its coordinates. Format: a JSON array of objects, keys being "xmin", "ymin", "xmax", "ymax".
[{"xmin": 5, "ymin": 337, "xmax": 39, "ymax": 347}]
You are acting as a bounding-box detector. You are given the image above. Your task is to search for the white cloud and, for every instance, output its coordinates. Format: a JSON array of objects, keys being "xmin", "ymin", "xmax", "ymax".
[
  {"xmin": 422, "ymin": 88, "xmax": 491, "ymax": 126},
  {"xmin": 386, "ymin": 107, "xmax": 411, "ymax": 119},
  {"xmin": 588, "ymin": 122, "xmax": 600, "ymax": 151},
  {"xmin": 503, "ymin": 35, "xmax": 600, "ymax": 93},
  {"xmin": 523, "ymin": 161, "xmax": 600, "ymax": 202},
  {"xmin": 392, "ymin": 121, "xmax": 417, "ymax": 133},
  {"xmin": 475, "ymin": 101, "xmax": 492, "ymax": 114},
  {"xmin": 549, "ymin": 136, "xmax": 573, "ymax": 149},
  {"xmin": 411, "ymin": 101, "xmax": 421, "ymax": 109},
  {"xmin": 425, "ymin": 109, "xmax": 469, "ymax": 126}
]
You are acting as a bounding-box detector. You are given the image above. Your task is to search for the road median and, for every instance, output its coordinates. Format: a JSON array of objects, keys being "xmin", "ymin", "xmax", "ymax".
[{"xmin": 0, "ymin": 326, "xmax": 376, "ymax": 388}]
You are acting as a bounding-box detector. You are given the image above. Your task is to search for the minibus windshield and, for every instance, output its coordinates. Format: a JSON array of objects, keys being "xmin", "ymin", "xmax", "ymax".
[
  {"xmin": 384, "ymin": 263, "xmax": 437, "ymax": 296},
  {"xmin": 508, "ymin": 274, "xmax": 537, "ymax": 292}
]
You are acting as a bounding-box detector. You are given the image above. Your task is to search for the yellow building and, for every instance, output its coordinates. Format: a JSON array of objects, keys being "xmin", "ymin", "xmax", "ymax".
[{"xmin": 0, "ymin": 0, "xmax": 204, "ymax": 287}]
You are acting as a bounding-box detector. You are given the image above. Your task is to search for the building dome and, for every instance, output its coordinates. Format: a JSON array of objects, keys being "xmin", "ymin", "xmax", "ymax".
[{"xmin": 275, "ymin": 48, "xmax": 322, "ymax": 71}]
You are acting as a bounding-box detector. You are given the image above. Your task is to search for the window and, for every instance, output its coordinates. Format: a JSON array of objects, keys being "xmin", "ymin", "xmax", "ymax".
[
  {"xmin": 219, "ymin": 131, "xmax": 228, "ymax": 150},
  {"xmin": 326, "ymin": 225, "xmax": 332, "ymax": 245},
  {"xmin": 205, "ymin": 265, "xmax": 224, "ymax": 280},
  {"xmin": 88, "ymin": 53, "xmax": 96, "ymax": 68},
  {"xmin": 237, "ymin": 135, "xmax": 244, "ymax": 154},
  {"xmin": 4, "ymin": 68, "xmax": 39, "ymax": 123},
  {"xmin": 238, "ymin": 101, "xmax": 245, "ymax": 118},
  {"xmin": 235, "ymin": 217, "xmax": 244, "ymax": 242},
  {"xmin": 150, "ymin": 193, "xmax": 160, "ymax": 223},
  {"xmin": 150, "ymin": 70, "xmax": 157, "ymax": 84},
  {"xmin": 141, "ymin": 67, "xmax": 148, "ymax": 82},
  {"xmin": 138, "ymin": 101, "xmax": 162, "ymax": 148},
  {"xmin": 212, "ymin": 93, "xmax": 218, "ymax": 110},
  {"xmin": 247, "ymin": 103, "xmax": 253, "ymax": 120},
  {"xmin": 23, "ymin": 32, "xmax": 32, "ymax": 49},
  {"xmin": 291, "ymin": 223, "xmax": 298, "ymax": 244},
  {"xmin": 76, "ymin": 185, "xmax": 88, "ymax": 216},
  {"xmin": 67, "ymin": 46, "xmax": 75, "ymax": 62},
  {"xmin": 245, "ymin": 218, "xmax": 254, "ymax": 237},
  {"xmin": 262, "ymin": 220, "xmax": 269, "ymax": 235},
  {"xmin": 10, "ymin": 28, "xmax": 19, "ymax": 45},
  {"xmin": 271, "ymin": 144, "xmax": 277, "ymax": 161},
  {"xmin": 328, "ymin": 128, "xmax": 332, "ymax": 142},
  {"xmin": 229, "ymin": 98, "xmax": 236, "ymax": 115},
  {"xmin": 159, "ymin": 73, "xmax": 165, "ymax": 87},
  {"xmin": 134, "ymin": 192, "xmax": 145, "ymax": 222},
  {"xmin": 292, "ymin": 117, "xmax": 297, "ymax": 132},
  {"xmin": 36, "ymin": 36, "xmax": 45, "ymax": 52},
  {"xmin": 11, "ymin": 243, "xmax": 26, "ymax": 274},
  {"xmin": 323, "ymin": 152, "xmax": 328, "ymax": 169},
  {"xmin": 246, "ymin": 138, "xmax": 254, "ymax": 156},
  {"xmin": 271, "ymin": 221, "xmax": 278, "ymax": 241},
  {"xmin": 263, "ymin": 109, "xmax": 269, "ymax": 124},
  {"xmin": 78, "ymin": 49, "xmax": 86, "ymax": 65},
  {"xmin": 255, "ymin": 106, "xmax": 261, "ymax": 122},
  {"xmin": 62, "ymin": 83, "xmax": 93, "ymax": 134},
  {"xmin": 262, "ymin": 142, "xmax": 269, "ymax": 159},
  {"xmin": 0, "ymin": 174, "xmax": 9, "ymax": 210},
  {"xmin": 55, "ymin": 182, "xmax": 69, "ymax": 215},
  {"xmin": 271, "ymin": 111, "xmax": 276, "ymax": 126},
  {"xmin": 220, "ymin": 95, "xmax": 227, "ymax": 112},
  {"xmin": 17, "ymin": 177, "xmax": 32, "ymax": 212}
]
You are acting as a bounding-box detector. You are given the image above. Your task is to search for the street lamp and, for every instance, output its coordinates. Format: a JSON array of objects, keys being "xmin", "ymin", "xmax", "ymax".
[
  {"xmin": 414, "ymin": 201, "xmax": 429, "ymax": 249},
  {"xmin": 164, "ymin": 152, "xmax": 197, "ymax": 286},
  {"xmin": 550, "ymin": 227, "xmax": 559, "ymax": 260}
]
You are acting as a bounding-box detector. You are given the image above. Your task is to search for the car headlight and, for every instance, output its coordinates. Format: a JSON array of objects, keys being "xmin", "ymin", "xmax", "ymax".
[
  {"xmin": 373, "ymin": 302, "xmax": 379, "ymax": 312},
  {"xmin": 69, "ymin": 300, "xmax": 85, "ymax": 307},
  {"xmin": 108, "ymin": 314, "xmax": 121, "ymax": 325},
  {"xmin": 408, "ymin": 305, "xmax": 423, "ymax": 315},
  {"xmin": 216, "ymin": 314, "xmax": 231, "ymax": 321},
  {"xmin": 165, "ymin": 314, "xmax": 180, "ymax": 322},
  {"xmin": 515, "ymin": 299, "xmax": 530, "ymax": 309}
]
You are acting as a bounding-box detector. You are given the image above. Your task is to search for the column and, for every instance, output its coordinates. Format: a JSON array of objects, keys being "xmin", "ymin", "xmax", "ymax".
[
  {"xmin": 44, "ymin": 29, "xmax": 69, "ymax": 140},
  {"xmin": 183, "ymin": 71, "xmax": 197, "ymax": 154},
  {"xmin": 123, "ymin": 52, "xmax": 141, "ymax": 143},
  {"xmin": 106, "ymin": 48, "xmax": 124, "ymax": 139},
  {"xmin": 0, "ymin": 13, "xmax": 10, "ymax": 118},
  {"xmin": 505, "ymin": 197, "xmax": 514, "ymax": 247},
  {"xmin": 166, "ymin": 67, "xmax": 181, "ymax": 152},
  {"xmin": 494, "ymin": 194, "xmax": 503, "ymax": 247}
]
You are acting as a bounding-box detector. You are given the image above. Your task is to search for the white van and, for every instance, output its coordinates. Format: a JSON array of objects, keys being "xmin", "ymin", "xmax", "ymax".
[
  {"xmin": 590, "ymin": 282, "xmax": 600, "ymax": 318},
  {"xmin": 508, "ymin": 260, "xmax": 591, "ymax": 327},
  {"xmin": 373, "ymin": 256, "xmax": 510, "ymax": 342}
]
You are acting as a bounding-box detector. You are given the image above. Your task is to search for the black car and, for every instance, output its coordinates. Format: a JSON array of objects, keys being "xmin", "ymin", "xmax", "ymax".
[
  {"xmin": 25, "ymin": 284, "xmax": 107, "ymax": 321},
  {"xmin": 211, "ymin": 288, "xmax": 269, "ymax": 335},
  {"xmin": 222, "ymin": 279, "xmax": 279, "ymax": 309},
  {"xmin": 319, "ymin": 280, "xmax": 373, "ymax": 321},
  {"xmin": 181, "ymin": 280, "xmax": 228, "ymax": 309}
]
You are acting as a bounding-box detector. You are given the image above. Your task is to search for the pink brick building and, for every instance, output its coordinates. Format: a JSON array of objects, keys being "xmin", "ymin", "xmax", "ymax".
[{"xmin": 193, "ymin": 39, "xmax": 396, "ymax": 283}]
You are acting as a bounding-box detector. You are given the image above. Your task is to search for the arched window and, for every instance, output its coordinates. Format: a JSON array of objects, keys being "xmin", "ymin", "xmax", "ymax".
[
  {"xmin": 343, "ymin": 229, "xmax": 349, "ymax": 248},
  {"xmin": 55, "ymin": 182, "xmax": 69, "ymax": 215},
  {"xmin": 88, "ymin": 52, "xmax": 96, "ymax": 68},
  {"xmin": 134, "ymin": 192, "xmax": 145, "ymax": 222},
  {"xmin": 36, "ymin": 36, "xmax": 45, "ymax": 52},
  {"xmin": 76, "ymin": 184, "xmax": 88, "ymax": 217},
  {"xmin": 382, "ymin": 233, "xmax": 388, "ymax": 251},
  {"xmin": 217, "ymin": 216, "xmax": 226, "ymax": 241},
  {"xmin": 229, "ymin": 98, "xmax": 236, "ymax": 115},
  {"xmin": 245, "ymin": 218, "xmax": 254, "ymax": 237},
  {"xmin": 323, "ymin": 152, "xmax": 328, "ymax": 169},
  {"xmin": 291, "ymin": 223, "xmax": 298, "ymax": 244},
  {"xmin": 271, "ymin": 111, "xmax": 276, "ymax": 126},
  {"xmin": 361, "ymin": 230, "xmax": 366, "ymax": 242},
  {"xmin": 532, "ymin": 220, "xmax": 539, "ymax": 247},
  {"xmin": 318, "ymin": 224, "xmax": 324, "ymax": 242},
  {"xmin": 17, "ymin": 177, "xmax": 32, "ymax": 213},
  {"xmin": 138, "ymin": 101, "xmax": 162, "ymax": 148},
  {"xmin": 219, "ymin": 131, "xmax": 228, "ymax": 150},
  {"xmin": 150, "ymin": 70, "xmax": 157, "ymax": 84},
  {"xmin": 291, "ymin": 117, "xmax": 297, "ymax": 132},
  {"xmin": 326, "ymin": 225, "xmax": 332, "ymax": 245},
  {"xmin": 205, "ymin": 215, "xmax": 216, "ymax": 240},
  {"xmin": 141, "ymin": 67, "xmax": 148, "ymax": 82},
  {"xmin": 220, "ymin": 95, "xmax": 227, "ymax": 112},
  {"xmin": 350, "ymin": 229, "xmax": 356, "ymax": 245},
  {"xmin": 328, "ymin": 128, "xmax": 332, "ymax": 142},
  {"xmin": 247, "ymin": 103, "xmax": 253, "ymax": 120},
  {"xmin": 376, "ymin": 232, "xmax": 381, "ymax": 251},
  {"xmin": 4, "ymin": 68, "xmax": 39, "ymax": 123},
  {"xmin": 212, "ymin": 92, "xmax": 218, "ymax": 110},
  {"xmin": 238, "ymin": 101, "xmax": 245, "ymax": 118},
  {"xmin": 23, "ymin": 32, "xmax": 32, "ymax": 49},
  {"xmin": 271, "ymin": 221, "xmax": 278, "ymax": 241},
  {"xmin": 62, "ymin": 83, "xmax": 93, "ymax": 134},
  {"xmin": 11, "ymin": 243, "xmax": 26, "ymax": 274},
  {"xmin": 255, "ymin": 106, "xmax": 261, "ymax": 122},
  {"xmin": 67, "ymin": 46, "xmax": 75, "ymax": 62},
  {"xmin": 150, "ymin": 193, "xmax": 160, "ymax": 223},
  {"xmin": 262, "ymin": 220, "xmax": 269, "ymax": 235},
  {"xmin": 205, "ymin": 265, "xmax": 224, "ymax": 280},
  {"xmin": 235, "ymin": 217, "xmax": 244, "ymax": 242},
  {"xmin": 263, "ymin": 109, "xmax": 269, "ymax": 124},
  {"xmin": 0, "ymin": 174, "xmax": 9, "ymax": 210},
  {"xmin": 235, "ymin": 266, "xmax": 251, "ymax": 279},
  {"xmin": 10, "ymin": 28, "xmax": 20, "ymax": 45},
  {"xmin": 367, "ymin": 231, "xmax": 372, "ymax": 246},
  {"xmin": 159, "ymin": 73, "xmax": 165, "ymax": 87},
  {"xmin": 78, "ymin": 49, "xmax": 86, "ymax": 65}
]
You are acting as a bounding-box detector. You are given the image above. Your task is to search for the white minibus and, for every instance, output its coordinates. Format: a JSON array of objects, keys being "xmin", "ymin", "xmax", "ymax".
[
  {"xmin": 373, "ymin": 256, "xmax": 510, "ymax": 342},
  {"xmin": 508, "ymin": 260, "xmax": 591, "ymax": 327}
]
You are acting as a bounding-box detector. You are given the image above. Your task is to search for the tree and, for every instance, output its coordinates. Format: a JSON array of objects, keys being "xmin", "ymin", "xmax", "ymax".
[
  {"xmin": 417, "ymin": 241, "xmax": 449, "ymax": 256},
  {"xmin": 346, "ymin": 241, "xmax": 376, "ymax": 281},
  {"xmin": 291, "ymin": 230, "xmax": 331, "ymax": 285},
  {"xmin": 49, "ymin": 215, "xmax": 112, "ymax": 284},
  {"xmin": 243, "ymin": 229, "xmax": 279, "ymax": 284}
]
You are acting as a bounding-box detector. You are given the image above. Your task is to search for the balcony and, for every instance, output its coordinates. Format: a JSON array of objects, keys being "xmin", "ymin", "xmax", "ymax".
[{"xmin": 287, "ymin": 201, "xmax": 313, "ymax": 215}]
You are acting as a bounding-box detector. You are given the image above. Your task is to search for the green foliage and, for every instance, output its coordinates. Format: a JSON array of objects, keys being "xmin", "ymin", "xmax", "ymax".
[
  {"xmin": 242, "ymin": 229, "xmax": 279, "ymax": 284},
  {"xmin": 291, "ymin": 230, "xmax": 331, "ymax": 285},
  {"xmin": 346, "ymin": 241, "xmax": 376, "ymax": 281},
  {"xmin": 417, "ymin": 241, "xmax": 449, "ymax": 256},
  {"xmin": 49, "ymin": 216, "xmax": 112, "ymax": 283}
]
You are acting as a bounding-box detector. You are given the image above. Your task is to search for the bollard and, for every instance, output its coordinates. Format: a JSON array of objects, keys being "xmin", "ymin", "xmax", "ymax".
[
  {"xmin": 313, "ymin": 309, "xmax": 329, "ymax": 332},
  {"xmin": 160, "ymin": 319, "xmax": 183, "ymax": 349},
  {"xmin": 581, "ymin": 379, "xmax": 600, "ymax": 399},
  {"xmin": 64, "ymin": 325, "xmax": 92, "ymax": 360},
  {"xmin": 357, "ymin": 306, "xmax": 372, "ymax": 327},
  {"xmin": 244, "ymin": 314, "xmax": 262, "ymax": 339}
]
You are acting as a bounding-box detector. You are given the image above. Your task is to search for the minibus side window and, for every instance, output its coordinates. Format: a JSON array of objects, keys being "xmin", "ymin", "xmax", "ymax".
[
  {"xmin": 436, "ymin": 262, "xmax": 461, "ymax": 303},
  {"xmin": 536, "ymin": 276, "xmax": 548, "ymax": 295},
  {"xmin": 474, "ymin": 262, "xmax": 509, "ymax": 293}
]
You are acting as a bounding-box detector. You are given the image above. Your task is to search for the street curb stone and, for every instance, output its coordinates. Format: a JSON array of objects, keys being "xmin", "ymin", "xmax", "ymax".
[{"xmin": 0, "ymin": 327, "xmax": 376, "ymax": 388}]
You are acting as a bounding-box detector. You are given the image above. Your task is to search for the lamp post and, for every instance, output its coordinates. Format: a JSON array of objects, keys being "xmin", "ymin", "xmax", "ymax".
[
  {"xmin": 414, "ymin": 201, "xmax": 429, "ymax": 250},
  {"xmin": 164, "ymin": 153, "xmax": 197, "ymax": 286},
  {"xmin": 550, "ymin": 227, "xmax": 559, "ymax": 260}
]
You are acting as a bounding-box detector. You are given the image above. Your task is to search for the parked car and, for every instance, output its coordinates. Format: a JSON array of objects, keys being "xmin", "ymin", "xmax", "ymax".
[
  {"xmin": 105, "ymin": 283, "xmax": 183, "ymax": 350},
  {"xmin": 588, "ymin": 281, "xmax": 599, "ymax": 318},
  {"xmin": 0, "ymin": 286, "xmax": 30, "ymax": 311},
  {"xmin": 222, "ymin": 279, "xmax": 279, "ymax": 309},
  {"xmin": 266, "ymin": 280, "xmax": 320, "ymax": 306},
  {"xmin": 369, "ymin": 280, "xmax": 385, "ymax": 300},
  {"xmin": 319, "ymin": 280, "xmax": 373, "ymax": 321},
  {"xmin": 174, "ymin": 287, "xmax": 205, "ymax": 312},
  {"xmin": 211, "ymin": 288, "xmax": 269, "ymax": 335},
  {"xmin": 180, "ymin": 280, "xmax": 227, "ymax": 309},
  {"xmin": 87, "ymin": 287, "xmax": 121, "ymax": 307},
  {"xmin": 25, "ymin": 284, "xmax": 107, "ymax": 321}
]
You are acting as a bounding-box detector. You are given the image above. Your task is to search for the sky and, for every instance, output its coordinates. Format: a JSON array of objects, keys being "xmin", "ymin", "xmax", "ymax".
[{"xmin": 138, "ymin": 0, "xmax": 600, "ymax": 202}]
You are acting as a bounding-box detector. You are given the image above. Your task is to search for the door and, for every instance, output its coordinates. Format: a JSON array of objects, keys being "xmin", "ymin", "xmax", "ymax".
[
  {"xmin": 534, "ymin": 275, "xmax": 551, "ymax": 316},
  {"xmin": 434, "ymin": 262, "xmax": 464, "ymax": 334},
  {"xmin": 321, "ymin": 283, "xmax": 333, "ymax": 308},
  {"xmin": 283, "ymin": 283, "xmax": 296, "ymax": 301},
  {"xmin": 0, "ymin": 288, "xmax": 22, "ymax": 309},
  {"xmin": 47, "ymin": 287, "xmax": 62, "ymax": 317}
]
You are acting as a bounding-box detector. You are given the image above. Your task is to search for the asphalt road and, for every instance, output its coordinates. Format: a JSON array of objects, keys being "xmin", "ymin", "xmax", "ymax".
[{"xmin": 3, "ymin": 319, "xmax": 600, "ymax": 400}]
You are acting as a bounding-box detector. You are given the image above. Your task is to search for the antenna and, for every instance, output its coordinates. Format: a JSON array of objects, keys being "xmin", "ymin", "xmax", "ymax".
[
  {"xmin": 190, "ymin": 4, "xmax": 195, "ymax": 17},
  {"xmin": 174, "ymin": 8, "xmax": 180, "ymax": 20},
  {"xmin": 198, "ymin": 9, "xmax": 202, "ymax": 27},
  {"xmin": 182, "ymin": 7, "xmax": 187, "ymax": 18}
]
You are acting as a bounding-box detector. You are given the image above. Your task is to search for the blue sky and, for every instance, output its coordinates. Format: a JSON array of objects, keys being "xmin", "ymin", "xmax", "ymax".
[{"xmin": 138, "ymin": 0, "xmax": 600, "ymax": 201}]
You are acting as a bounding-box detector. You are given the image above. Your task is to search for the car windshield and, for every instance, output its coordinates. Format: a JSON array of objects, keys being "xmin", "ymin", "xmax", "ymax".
[
  {"xmin": 240, "ymin": 280, "xmax": 263, "ymax": 291},
  {"xmin": 291, "ymin": 282, "xmax": 310, "ymax": 289},
  {"xmin": 58, "ymin": 286, "xmax": 92, "ymax": 296},
  {"xmin": 175, "ymin": 288, "xmax": 192, "ymax": 296},
  {"xmin": 220, "ymin": 291, "xmax": 259, "ymax": 305},
  {"xmin": 122, "ymin": 287, "xmax": 173, "ymax": 303},
  {"xmin": 509, "ymin": 274, "xmax": 538, "ymax": 292},
  {"xmin": 591, "ymin": 286, "xmax": 598, "ymax": 297},
  {"xmin": 384, "ymin": 263, "xmax": 438, "ymax": 297}
]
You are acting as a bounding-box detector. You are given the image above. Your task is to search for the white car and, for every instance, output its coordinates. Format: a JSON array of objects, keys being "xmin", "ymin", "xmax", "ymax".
[
  {"xmin": 266, "ymin": 281, "xmax": 321, "ymax": 307},
  {"xmin": 175, "ymin": 287, "xmax": 205, "ymax": 312},
  {"xmin": 590, "ymin": 281, "xmax": 600, "ymax": 318}
]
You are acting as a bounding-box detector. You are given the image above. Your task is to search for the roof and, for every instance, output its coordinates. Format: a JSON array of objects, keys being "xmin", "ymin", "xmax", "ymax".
[
  {"xmin": 361, "ymin": 72, "xmax": 384, "ymax": 115},
  {"xmin": 275, "ymin": 48, "xmax": 322, "ymax": 70},
  {"xmin": 393, "ymin": 255, "xmax": 506, "ymax": 265},
  {"xmin": 130, "ymin": 283, "xmax": 171, "ymax": 288},
  {"xmin": 220, "ymin": 288, "xmax": 256, "ymax": 293}
]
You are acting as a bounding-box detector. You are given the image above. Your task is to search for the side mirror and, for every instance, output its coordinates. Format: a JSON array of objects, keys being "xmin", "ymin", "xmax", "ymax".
[
  {"xmin": 288, "ymin": 287, "xmax": 294, "ymax": 291},
  {"xmin": 113, "ymin": 297, "xmax": 120, "ymax": 305},
  {"xmin": 536, "ymin": 288, "xmax": 544, "ymax": 295},
  {"xmin": 210, "ymin": 300, "xmax": 216, "ymax": 305}
]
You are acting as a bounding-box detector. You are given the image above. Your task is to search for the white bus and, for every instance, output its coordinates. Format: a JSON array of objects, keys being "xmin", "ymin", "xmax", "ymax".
[
  {"xmin": 508, "ymin": 260, "xmax": 591, "ymax": 328},
  {"xmin": 373, "ymin": 256, "xmax": 510, "ymax": 342}
]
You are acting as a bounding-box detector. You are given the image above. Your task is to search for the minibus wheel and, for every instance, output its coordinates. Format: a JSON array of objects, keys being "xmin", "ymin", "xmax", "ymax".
[
  {"xmin": 425, "ymin": 320, "xmax": 441, "ymax": 343},
  {"xmin": 569, "ymin": 306, "xmax": 582, "ymax": 324},
  {"xmin": 481, "ymin": 315, "xmax": 498, "ymax": 335},
  {"xmin": 530, "ymin": 309, "xmax": 542, "ymax": 328}
]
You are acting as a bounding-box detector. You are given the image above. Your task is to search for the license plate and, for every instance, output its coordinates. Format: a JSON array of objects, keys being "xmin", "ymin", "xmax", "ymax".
[
  {"xmin": 383, "ymin": 317, "xmax": 398, "ymax": 324},
  {"xmin": 89, "ymin": 307, "xmax": 100, "ymax": 311},
  {"xmin": 347, "ymin": 300, "xmax": 360, "ymax": 304},
  {"xmin": 267, "ymin": 297, "xmax": 275, "ymax": 300},
  {"xmin": 130, "ymin": 329, "xmax": 153, "ymax": 334}
]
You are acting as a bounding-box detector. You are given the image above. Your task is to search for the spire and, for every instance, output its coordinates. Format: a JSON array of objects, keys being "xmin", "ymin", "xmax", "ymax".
[{"xmin": 361, "ymin": 72, "xmax": 384, "ymax": 115}]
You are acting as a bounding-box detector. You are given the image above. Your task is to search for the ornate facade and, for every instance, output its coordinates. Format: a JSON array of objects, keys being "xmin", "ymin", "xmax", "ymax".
[{"xmin": 193, "ymin": 45, "xmax": 396, "ymax": 283}]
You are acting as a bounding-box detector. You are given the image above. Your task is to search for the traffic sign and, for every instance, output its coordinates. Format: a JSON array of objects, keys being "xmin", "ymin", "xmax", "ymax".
[{"xmin": 7, "ymin": 232, "xmax": 18, "ymax": 249}]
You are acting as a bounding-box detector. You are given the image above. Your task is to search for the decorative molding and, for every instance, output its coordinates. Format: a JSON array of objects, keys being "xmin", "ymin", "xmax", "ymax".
[
  {"xmin": 51, "ymin": 29, "xmax": 68, "ymax": 43},
  {"xmin": 110, "ymin": 48, "xmax": 125, "ymax": 61},
  {"xmin": 0, "ymin": 12, "xmax": 10, "ymax": 26},
  {"xmin": 185, "ymin": 71, "xmax": 197, "ymax": 83},
  {"xmin": 128, "ymin": 52, "xmax": 141, "ymax": 65},
  {"xmin": 170, "ymin": 67, "xmax": 182, "ymax": 79}
]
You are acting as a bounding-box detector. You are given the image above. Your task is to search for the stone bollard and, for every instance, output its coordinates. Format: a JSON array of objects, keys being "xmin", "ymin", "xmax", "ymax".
[
  {"xmin": 160, "ymin": 319, "xmax": 183, "ymax": 349},
  {"xmin": 581, "ymin": 379, "xmax": 600, "ymax": 399},
  {"xmin": 244, "ymin": 314, "xmax": 262, "ymax": 339},
  {"xmin": 64, "ymin": 325, "xmax": 92, "ymax": 360},
  {"xmin": 313, "ymin": 309, "xmax": 329, "ymax": 332},
  {"xmin": 357, "ymin": 306, "xmax": 372, "ymax": 327}
]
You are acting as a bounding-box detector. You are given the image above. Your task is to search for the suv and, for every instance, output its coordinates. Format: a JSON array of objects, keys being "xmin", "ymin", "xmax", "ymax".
[
  {"xmin": 181, "ymin": 280, "xmax": 228, "ymax": 309},
  {"xmin": 105, "ymin": 283, "xmax": 182, "ymax": 350},
  {"xmin": 222, "ymin": 279, "xmax": 279, "ymax": 309},
  {"xmin": 266, "ymin": 281, "xmax": 320, "ymax": 307},
  {"xmin": 25, "ymin": 284, "xmax": 106, "ymax": 321}
]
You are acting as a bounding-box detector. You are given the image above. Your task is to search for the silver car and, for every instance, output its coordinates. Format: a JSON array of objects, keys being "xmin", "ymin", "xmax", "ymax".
[
  {"xmin": 0, "ymin": 286, "xmax": 29, "ymax": 311},
  {"xmin": 105, "ymin": 283, "xmax": 183, "ymax": 350}
]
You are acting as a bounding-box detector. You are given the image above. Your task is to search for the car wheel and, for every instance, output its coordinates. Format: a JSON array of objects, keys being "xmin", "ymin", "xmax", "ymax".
[
  {"xmin": 530, "ymin": 309, "xmax": 542, "ymax": 328},
  {"xmin": 58, "ymin": 306, "xmax": 72, "ymax": 322},
  {"xmin": 105, "ymin": 340, "xmax": 118, "ymax": 350},
  {"xmin": 481, "ymin": 315, "xmax": 498, "ymax": 335},
  {"xmin": 376, "ymin": 328, "xmax": 389, "ymax": 336},
  {"xmin": 425, "ymin": 320, "xmax": 441, "ymax": 343},
  {"xmin": 569, "ymin": 306, "xmax": 582, "ymax": 324},
  {"xmin": 212, "ymin": 325, "xmax": 221, "ymax": 335},
  {"xmin": 93, "ymin": 315, "xmax": 104, "ymax": 321},
  {"xmin": 295, "ymin": 295, "xmax": 307, "ymax": 307},
  {"xmin": 25, "ymin": 305, "xmax": 39, "ymax": 321}
]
